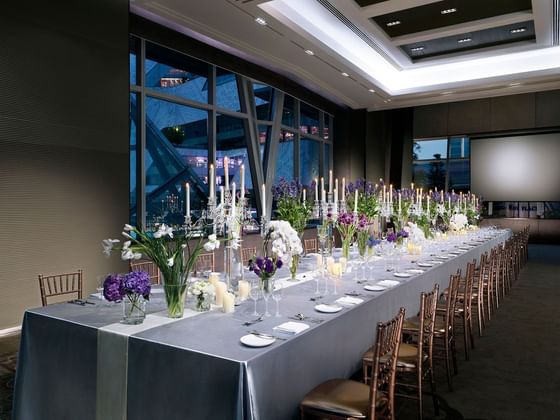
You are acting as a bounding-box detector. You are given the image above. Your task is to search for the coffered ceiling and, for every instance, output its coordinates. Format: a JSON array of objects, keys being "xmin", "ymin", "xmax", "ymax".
[{"xmin": 131, "ymin": 0, "xmax": 560, "ymax": 110}]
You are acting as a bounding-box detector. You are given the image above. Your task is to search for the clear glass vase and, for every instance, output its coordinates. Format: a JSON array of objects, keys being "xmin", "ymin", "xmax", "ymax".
[
  {"xmin": 162, "ymin": 273, "xmax": 189, "ymax": 318},
  {"xmin": 122, "ymin": 293, "xmax": 146, "ymax": 325},
  {"xmin": 290, "ymin": 254, "xmax": 300, "ymax": 280},
  {"xmin": 195, "ymin": 296, "xmax": 211, "ymax": 312}
]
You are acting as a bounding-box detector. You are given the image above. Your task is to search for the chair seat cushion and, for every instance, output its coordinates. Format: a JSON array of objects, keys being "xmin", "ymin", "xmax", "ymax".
[
  {"xmin": 363, "ymin": 343, "xmax": 424, "ymax": 369},
  {"xmin": 300, "ymin": 378, "xmax": 386, "ymax": 418}
]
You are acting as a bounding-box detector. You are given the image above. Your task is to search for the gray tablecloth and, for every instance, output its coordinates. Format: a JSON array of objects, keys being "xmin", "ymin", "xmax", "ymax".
[{"xmin": 12, "ymin": 229, "xmax": 510, "ymax": 420}]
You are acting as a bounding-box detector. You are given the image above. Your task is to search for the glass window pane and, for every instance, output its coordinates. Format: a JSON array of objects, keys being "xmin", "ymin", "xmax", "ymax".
[
  {"xmin": 254, "ymin": 83, "xmax": 273, "ymax": 120},
  {"xmin": 324, "ymin": 143, "xmax": 331, "ymax": 179},
  {"xmin": 300, "ymin": 137, "xmax": 320, "ymax": 187},
  {"xmin": 274, "ymin": 130, "xmax": 294, "ymax": 183},
  {"xmin": 448, "ymin": 160, "xmax": 470, "ymax": 191},
  {"xmin": 129, "ymin": 36, "xmax": 138, "ymax": 85},
  {"xmin": 324, "ymin": 114, "xmax": 331, "ymax": 140},
  {"xmin": 216, "ymin": 114, "xmax": 256, "ymax": 210},
  {"xmin": 130, "ymin": 93, "xmax": 138, "ymax": 225},
  {"xmin": 282, "ymin": 95, "xmax": 296, "ymax": 127},
  {"xmin": 413, "ymin": 160, "xmax": 447, "ymax": 190},
  {"xmin": 413, "ymin": 139, "xmax": 448, "ymax": 160},
  {"xmin": 145, "ymin": 96, "xmax": 209, "ymax": 229},
  {"xmin": 300, "ymin": 102, "xmax": 320, "ymax": 136},
  {"xmin": 449, "ymin": 136, "xmax": 470, "ymax": 158},
  {"xmin": 216, "ymin": 68, "xmax": 241, "ymax": 112},
  {"xmin": 145, "ymin": 42, "xmax": 209, "ymax": 104}
]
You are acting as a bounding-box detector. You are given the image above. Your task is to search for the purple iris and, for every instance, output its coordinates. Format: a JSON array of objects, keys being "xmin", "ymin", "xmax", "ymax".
[
  {"xmin": 337, "ymin": 212, "xmax": 355, "ymax": 226},
  {"xmin": 368, "ymin": 236, "xmax": 381, "ymax": 247},
  {"xmin": 387, "ymin": 232, "xmax": 397, "ymax": 242}
]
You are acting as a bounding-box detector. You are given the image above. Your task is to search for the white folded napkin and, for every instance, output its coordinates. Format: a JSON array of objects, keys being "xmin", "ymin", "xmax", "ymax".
[
  {"xmin": 377, "ymin": 280, "xmax": 400, "ymax": 287},
  {"xmin": 273, "ymin": 321, "xmax": 310, "ymax": 335},
  {"xmin": 336, "ymin": 296, "xmax": 364, "ymax": 306}
]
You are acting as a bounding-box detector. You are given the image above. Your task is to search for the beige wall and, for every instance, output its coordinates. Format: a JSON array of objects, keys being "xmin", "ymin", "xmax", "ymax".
[{"xmin": 0, "ymin": 1, "xmax": 129, "ymax": 329}]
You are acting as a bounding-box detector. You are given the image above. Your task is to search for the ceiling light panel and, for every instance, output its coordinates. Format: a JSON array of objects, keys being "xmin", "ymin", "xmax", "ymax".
[
  {"xmin": 440, "ymin": 8, "xmax": 457, "ymax": 14},
  {"xmin": 255, "ymin": 17, "xmax": 267, "ymax": 25}
]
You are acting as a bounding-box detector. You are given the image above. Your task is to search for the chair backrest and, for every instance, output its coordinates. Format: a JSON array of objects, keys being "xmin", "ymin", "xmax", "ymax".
[
  {"xmin": 130, "ymin": 260, "xmax": 161, "ymax": 285},
  {"xmin": 444, "ymin": 274, "xmax": 461, "ymax": 334},
  {"xmin": 304, "ymin": 238, "xmax": 318, "ymax": 254},
  {"xmin": 194, "ymin": 252, "xmax": 215, "ymax": 274},
  {"xmin": 241, "ymin": 247, "xmax": 257, "ymax": 266},
  {"xmin": 417, "ymin": 284, "xmax": 440, "ymax": 364},
  {"xmin": 368, "ymin": 307, "xmax": 405, "ymax": 420},
  {"xmin": 38, "ymin": 270, "xmax": 83, "ymax": 306},
  {"xmin": 462, "ymin": 260, "xmax": 476, "ymax": 312}
]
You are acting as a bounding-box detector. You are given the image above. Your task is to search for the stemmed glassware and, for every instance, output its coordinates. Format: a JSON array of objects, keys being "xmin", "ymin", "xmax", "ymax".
[
  {"xmin": 316, "ymin": 225, "xmax": 329, "ymax": 295},
  {"xmin": 249, "ymin": 278, "xmax": 260, "ymax": 316},
  {"xmin": 271, "ymin": 278, "xmax": 283, "ymax": 317}
]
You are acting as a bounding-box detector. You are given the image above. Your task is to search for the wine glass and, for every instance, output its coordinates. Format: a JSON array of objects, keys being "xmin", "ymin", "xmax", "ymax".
[
  {"xmin": 249, "ymin": 278, "xmax": 260, "ymax": 316},
  {"xmin": 271, "ymin": 278, "xmax": 283, "ymax": 317}
]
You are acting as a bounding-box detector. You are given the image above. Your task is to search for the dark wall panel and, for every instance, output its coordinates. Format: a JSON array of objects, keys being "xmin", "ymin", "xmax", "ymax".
[
  {"xmin": 334, "ymin": 109, "xmax": 366, "ymax": 181},
  {"xmin": 448, "ymin": 98, "xmax": 491, "ymax": 135},
  {"xmin": 413, "ymin": 103, "xmax": 449, "ymax": 138},
  {"xmin": 490, "ymin": 93, "xmax": 535, "ymax": 132},
  {"xmin": 535, "ymin": 90, "xmax": 560, "ymax": 128},
  {"xmin": 0, "ymin": 0, "xmax": 129, "ymax": 328}
]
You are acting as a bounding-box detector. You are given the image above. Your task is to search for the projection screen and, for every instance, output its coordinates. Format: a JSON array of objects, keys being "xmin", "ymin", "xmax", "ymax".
[{"xmin": 470, "ymin": 133, "xmax": 560, "ymax": 201}]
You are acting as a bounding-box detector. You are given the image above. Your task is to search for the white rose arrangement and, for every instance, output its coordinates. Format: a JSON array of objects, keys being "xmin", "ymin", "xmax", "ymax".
[
  {"xmin": 449, "ymin": 213, "xmax": 468, "ymax": 231},
  {"xmin": 405, "ymin": 222, "xmax": 426, "ymax": 242},
  {"xmin": 264, "ymin": 220, "xmax": 303, "ymax": 268}
]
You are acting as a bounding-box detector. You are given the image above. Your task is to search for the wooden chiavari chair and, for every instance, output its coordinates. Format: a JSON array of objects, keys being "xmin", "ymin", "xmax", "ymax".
[
  {"xmin": 303, "ymin": 238, "xmax": 318, "ymax": 254},
  {"xmin": 364, "ymin": 285, "xmax": 439, "ymax": 420},
  {"xmin": 130, "ymin": 260, "xmax": 161, "ymax": 285},
  {"xmin": 472, "ymin": 253, "xmax": 489, "ymax": 336},
  {"xmin": 194, "ymin": 252, "xmax": 215, "ymax": 275},
  {"xmin": 241, "ymin": 247, "xmax": 257, "ymax": 266},
  {"xmin": 38, "ymin": 270, "xmax": 83, "ymax": 306},
  {"xmin": 300, "ymin": 308, "xmax": 405, "ymax": 420},
  {"xmin": 456, "ymin": 260, "xmax": 476, "ymax": 360}
]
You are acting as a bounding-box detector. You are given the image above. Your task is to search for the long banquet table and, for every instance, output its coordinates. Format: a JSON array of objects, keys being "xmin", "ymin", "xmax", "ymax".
[{"xmin": 13, "ymin": 228, "xmax": 511, "ymax": 420}]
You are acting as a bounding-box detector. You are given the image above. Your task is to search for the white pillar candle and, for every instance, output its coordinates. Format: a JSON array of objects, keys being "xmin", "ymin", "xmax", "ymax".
[
  {"xmin": 209, "ymin": 164, "xmax": 215, "ymax": 200},
  {"xmin": 329, "ymin": 170, "xmax": 333, "ymax": 195},
  {"xmin": 231, "ymin": 182, "xmax": 236, "ymax": 218},
  {"xmin": 302, "ymin": 188, "xmax": 306, "ymax": 205},
  {"xmin": 314, "ymin": 178, "xmax": 318, "ymax": 201},
  {"xmin": 261, "ymin": 183, "xmax": 266, "ymax": 218},
  {"xmin": 222, "ymin": 292, "xmax": 235, "ymax": 313},
  {"xmin": 322, "ymin": 188, "xmax": 326, "ymax": 204},
  {"xmin": 315, "ymin": 254, "xmax": 323, "ymax": 268},
  {"xmin": 398, "ymin": 192, "xmax": 402, "ymax": 213},
  {"xmin": 240, "ymin": 164, "xmax": 245, "ymax": 200},
  {"xmin": 354, "ymin": 189, "xmax": 358, "ymax": 213},
  {"xmin": 326, "ymin": 256, "xmax": 335, "ymax": 273},
  {"xmin": 185, "ymin": 182, "xmax": 190, "ymax": 217},
  {"xmin": 208, "ymin": 272, "xmax": 220, "ymax": 287},
  {"xmin": 215, "ymin": 282, "xmax": 227, "ymax": 306},
  {"xmin": 338, "ymin": 257, "xmax": 347, "ymax": 273},
  {"xmin": 335, "ymin": 178, "xmax": 339, "ymax": 201},
  {"xmin": 238, "ymin": 280, "xmax": 249, "ymax": 299},
  {"xmin": 220, "ymin": 186, "xmax": 224, "ymax": 207},
  {"xmin": 389, "ymin": 184, "xmax": 393, "ymax": 203},
  {"xmin": 333, "ymin": 189, "xmax": 338, "ymax": 214},
  {"xmin": 320, "ymin": 177, "xmax": 324, "ymax": 197},
  {"xmin": 383, "ymin": 185, "xmax": 386, "ymax": 204},
  {"xmin": 342, "ymin": 177, "xmax": 345, "ymax": 199},
  {"xmin": 426, "ymin": 195, "xmax": 430, "ymax": 218},
  {"xmin": 223, "ymin": 156, "xmax": 229, "ymax": 191},
  {"xmin": 331, "ymin": 262, "xmax": 342, "ymax": 277}
]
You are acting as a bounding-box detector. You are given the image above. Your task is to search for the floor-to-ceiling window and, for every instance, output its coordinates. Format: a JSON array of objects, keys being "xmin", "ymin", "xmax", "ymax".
[
  {"xmin": 412, "ymin": 136, "xmax": 470, "ymax": 192},
  {"xmin": 129, "ymin": 36, "xmax": 333, "ymax": 229}
]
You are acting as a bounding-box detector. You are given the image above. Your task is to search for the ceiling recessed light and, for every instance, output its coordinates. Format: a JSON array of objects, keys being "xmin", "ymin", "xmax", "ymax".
[
  {"xmin": 255, "ymin": 17, "xmax": 267, "ymax": 26},
  {"xmin": 341, "ymin": 72, "xmax": 349, "ymax": 77},
  {"xmin": 386, "ymin": 20, "xmax": 401, "ymax": 27},
  {"xmin": 441, "ymin": 8, "xmax": 457, "ymax": 14},
  {"xmin": 509, "ymin": 82, "xmax": 521, "ymax": 87},
  {"xmin": 304, "ymin": 49, "xmax": 315, "ymax": 55},
  {"xmin": 411, "ymin": 46, "xmax": 425, "ymax": 52},
  {"xmin": 368, "ymin": 88, "xmax": 375, "ymax": 93},
  {"xmin": 457, "ymin": 37, "xmax": 472, "ymax": 43},
  {"xmin": 441, "ymin": 91, "xmax": 454, "ymax": 95},
  {"xmin": 510, "ymin": 27, "xmax": 527, "ymax": 34},
  {"xmin": 386, "ymin": 99, "xmax": 391, "ymax": 102}
]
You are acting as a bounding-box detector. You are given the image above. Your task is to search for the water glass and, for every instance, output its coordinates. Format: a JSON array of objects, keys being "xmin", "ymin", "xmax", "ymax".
[{"xmin": 271, "ymin": 278, "xmax": 283, "ymax": 317}]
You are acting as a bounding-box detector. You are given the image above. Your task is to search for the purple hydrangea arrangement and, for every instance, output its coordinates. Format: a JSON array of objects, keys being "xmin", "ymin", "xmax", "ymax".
[{"xmin": 102, "ymin": 271, "xmax": 151, "ymax": 302}]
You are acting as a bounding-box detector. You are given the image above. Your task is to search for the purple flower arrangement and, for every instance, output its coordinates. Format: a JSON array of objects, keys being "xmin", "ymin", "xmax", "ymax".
[
  {"xmin": 248, "ymin": 256, "xmax": 283, "ymax": 281},
  {"xmin": 386, "ymin": 230, "xmax": 409, "ymax": 243},
  {"xmin": 103, "ymin": 271, "xmax": 151, "ymax": 302}
]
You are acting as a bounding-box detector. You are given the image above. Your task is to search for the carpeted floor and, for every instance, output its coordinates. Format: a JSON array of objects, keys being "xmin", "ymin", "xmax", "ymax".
[{"xmin": 1, "ymin": 244, "xmax": 558, "ymax": 419}]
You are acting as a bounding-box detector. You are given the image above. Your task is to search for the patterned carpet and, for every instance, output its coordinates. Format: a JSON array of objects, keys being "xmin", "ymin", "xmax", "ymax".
[{"xmin": 0, "ymin": 353, "xmax": 16, "ymax": 420}]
